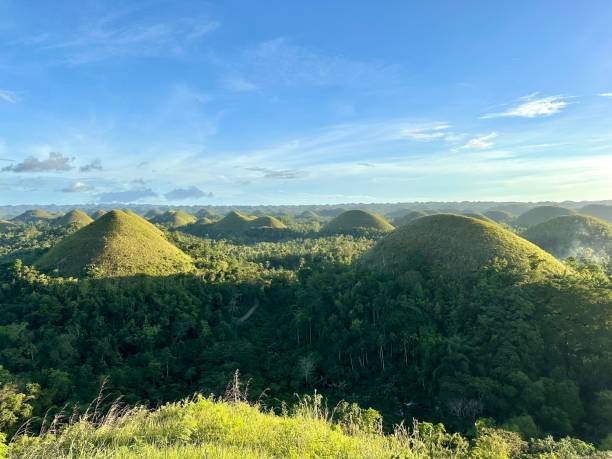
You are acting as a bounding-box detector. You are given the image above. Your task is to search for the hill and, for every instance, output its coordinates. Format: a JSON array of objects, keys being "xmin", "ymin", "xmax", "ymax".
[
  {"xmin": 11, "ymin": 209, "xmax": 60, "ymax": 223},
  {"xmin": 90, "ymin": 209, "xmax": 107, "ymax": 220},
  {"xmin": 484, "ymin": 210, "xmax": 515, "ymax": 224},
  {"xmin": 196, "ymin": 208, "xmax": 220, "ymax": 219},
  {"xmin": 461, "ymin": 212, "xmax": 496, "ymax": 223},
  {"xmin": 248, "ymin": 215, "xmax": 287, "ymax": 229},
  {"xmin": 515, "ymin": 206, "xmax": 576, "ymax": 228},
  {"xmin": 0, "ymin": 219, "xmax": 18, "ymax": 232},
  {"xmin": 522, "ymin": 214, "xmax": 612, "ymax": 260},
  {"xmin": 297, "ymin": 210, "xmax": 321, "ymax": 220},
  {"xmin": 54, "ymin": 209, "xmax": 94, "ymax": 229},
  {"xmin": 361, "ymin": 214, "xmax": 566, "ymax": 278},
  {"xmin": 36, "ymin": 210, "xmax": 193, "ymax": 277},
  {"xmin": 323, "ymin": 210, "xmax": 394, "ymax": 234},
  {"xmin": 579, "ymin": 204, "xmax": 612, "ymax": 223},
  {"xmin": 393, "ymin": 210, "xmax": 429, "ymax": 226},
  {"xmin": 209, "ymin": 210, "xmax": 256, "ymax": 233},
  {"xmin": 150, "ymin": 210, "xmax": 197, "ymax": 228}
]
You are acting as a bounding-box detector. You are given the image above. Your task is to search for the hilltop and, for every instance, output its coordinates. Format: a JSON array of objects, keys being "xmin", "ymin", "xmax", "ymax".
[
  {"xmin": 580, "ymin": 204, "xmax": 612, "ymax": 223},
  {"xmin": 248, "ymin": 215, "xmax": 287, "ymax": 229},
  {"xmin": 515, "ymin": 205, "xmax": 576, "ymax": 228},
  {"xmin": 150, "ymin": 210, "xmax": 197, "ymax": 228},
  {"xmin": 90, "ymin": 209, "xmax": 107, "ymax": 220},
  {"xmin": 36, "ymin": 210, "xmax": 193, "ymax": 277},
  {"xmin": 55, "ymin": 209, "xmax": 94, "ymax": 229},
  {"xmin": 297, "ymin": 210, "xmax": 321, "ymax": 220},
  {"xmin": 209, "ymin": 210, "xmax": 256, "ymax": 233},
  {"xmin": 522, "ymin": 214, "xmax": 612, "ymax": 260},
  {"xmin": 361, "ymin": 214, "xmax": 566, "ymax": 278},
  {"xmin": 11, "ymin": 209, "xmax": 60, "ymax": 223},
  {"xmin": 484, "ymin": 210, "xmax": 515, "ymax": 224},
  {"xmin": 324, "ymin": 210, "xmax": 394, "ymax": 234}
]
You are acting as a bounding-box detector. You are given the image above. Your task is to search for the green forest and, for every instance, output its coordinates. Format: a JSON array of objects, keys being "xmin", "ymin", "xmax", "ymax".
[{"xmin": 0, "ymin": 205, "xmax": 611, "ymax": 457}]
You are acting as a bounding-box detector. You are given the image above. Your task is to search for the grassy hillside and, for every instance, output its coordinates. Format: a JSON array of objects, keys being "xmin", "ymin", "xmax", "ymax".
[
  {"xmin": 580, "ymin": 204, "xmax": 612, "ymax": 223},
  {"xmin": 210, "ymin": 210, "xmax": 256, "ymax": 233},
  {"xmin": 297, "ymin": 210, "xmax": 321, "ymax": 220},
  {"xmin": 150, "ymin": 210, "xmax": 197, "ymax": 228},
  {"xmin": 461, "ymin": 212, "xmax": 496, "ymax": 223},
  {"xmin": 515, "ymin": 206, "xmax": 576, "ymax": 228},
  {"xmin": 36, "ymin": 210, "xmax": 194, "ymax": 277},
  {"xmin": 484, "ymin": 210, "xmax": 515, "ymax": 224},
  {"xmin": 522, "ymin": 214, "xmax": 612, "ymax": 260},
  {"xmin": 0, "ymin": 220, "xmax": 18, "ymax": 232},
  {"xmin": 393, "ymin": 210, "xmax": 429, "ymax": 226},
  {"xmin": 361, "ymin": 214, "xmax": 566, "ymax": 278},
  {"xmin": 91, "ymin": 209, "xmax": 107, "ymax": 220},
  {"xmin": 324, "ymin": 210, "xmax": 394, "ymax": 234},
  {"xmin": 249, "ymin": 215, "xmax": 287, "ymax": 229},
  {"xmin": 7, "ymin": 394, "xmax": 605, "ymax": 459},
  {"xmin": 11, "ymin": 209, "xmax": 59, "ymax": 223},
  {"xmin": 55, "ymin": 209, "xmax": 94, "ymax": 228}
]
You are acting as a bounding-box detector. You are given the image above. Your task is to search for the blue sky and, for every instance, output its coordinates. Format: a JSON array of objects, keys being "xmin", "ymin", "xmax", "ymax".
[{"xmin": 1, "ymin": 0, "xmax": 611, "ymax": 205}]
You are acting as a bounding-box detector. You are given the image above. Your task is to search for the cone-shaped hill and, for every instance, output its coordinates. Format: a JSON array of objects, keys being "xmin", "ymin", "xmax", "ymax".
[
  {"xmin": 360, "ymin": 214, "xmax": 566, "ymax": 279},
  {"xmin": 461, "ymin": 212, "xmax": 496, "ymax": 224},
  {"xmin": 36, "ymin": 210, "xmax": 194, "ymax": 277},
  {"xmin": 297, "ymin": 210, "xmax": 321, "ymax": 220},
  {"xmin": 209, "ymin": 210, "xmax": 256, "ymax": 233},
  {"xmin": 12, "ymin": 209, "xmax": 60, "ymax": 223},
  {"xmin": 484, "ymin": 210, "xmax": 515, "ymax": 224},
  {"xmin": 579, "ymin": 204, "xmax": 612, "ymax": 223},
  {"xmin": 515, "ymin": 206, "xmax": 576, "ymax": 228},
  {"xmin": 522, "ymin": 215, "xmax": 612, "ymax": 260},
  {"xmin": 91, "ymin": 210, "xmax": 107, "ymax": 220},
  {"xmin": 393, "ymin": 211, "xmax": 430, "ymax": 227},
  {"xmin": 196, "ymin": 208, "xmax": 220, "ymax": 220},
  {"xmin": 150, "ymin": 210, "xmax": 197, "ymax": 228},
  {"xmin": 55, "ymin": 209, "xmax": 94, "ymax": 229},
  {"xmin": 323, "ymin": 210, "xmax": 394, "ymax": 234},
  {"xmin": 249, "ymin": 215, "xmax": 287, "ymax": 229}
]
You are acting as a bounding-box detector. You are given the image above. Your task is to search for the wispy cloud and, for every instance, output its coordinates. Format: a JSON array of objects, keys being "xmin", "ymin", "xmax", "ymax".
[
  {"xmin": 461, "ymin": 132, "xmax": 497, "ymax": 149},
  {"xmin": 398, "ymin": 123, "xmax": 453, "ymax": 142},
  {"xmin": 246, "ymin": 167, "xmax": 304, "ymax": 179},
  {"xmin": 45, "ymin": 12, "xmax": 219, "ymax": 64},
  {"xmin": 80, "ymin": 159, "xmax": 103, "ymax": 172},
  {"xmin": 482, "ymin": 94, "xmax": 569, "ymax": 119},
  {"xmin": 599, "ymin": 93, "xmax": 612, "ymax": 98},
  {"xmin": 62, "ymin": 181, "xmax": 93, "ymax": 192},
  {"xmin": 164, "ymin": 186, "xmax": 212, "ymax": 200},
  {"xmin": 97, "ymin": 188, "xmax": 157, "ymax": 203},
  {"xmin": 0, "ymin": 89, "xmax": 18, "ymax": 103},
  {"xmin": 2, "ymin": 152, "xmax": 74, "ymax": 172}
]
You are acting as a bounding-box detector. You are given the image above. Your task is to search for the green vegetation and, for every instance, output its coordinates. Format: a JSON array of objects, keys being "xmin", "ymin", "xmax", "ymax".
[
  {"xmin": 0, "ymin": 205, "xmax": 610, "ymax": 456},
  {"xmin": 150, "ymin": 210, "xmax": 197, "ymax": 228},
  {"xmin": 580, "ymin": 204, "xmax": 612, "ymax": 223},
  {"xmin": 484, "ymin": 210, "xmax": 515, "ymax": 224},
  {"xmin": 36, "ymin": 210, "xmax": 194, "ymax": 277},
  {"xmin": 54, "ymin": 209, "xmax": 94, "ymax": 229},
  {"xmin": 0, "ymin": 221, "xmax": 17, "ymax": 232},
  {"xmin": 393, "ymin": 210, "xmax": 429, "ymax": 226},
  {"xmin": 91, "ymin": 210, "xmax": 107, "ymax": 220},
  {"xmin": 361, "ymin": 214, "xmax": 566, "ymax": 278},
  {"xmin": 515, "ymin": 206, "xmax": 576, "ymax": 228},
  {"xmin": 11, "ymin": 209, "xmax": 59, "ymax": 224},
  {"xmin": 324, "ymin": 210, "xmax": 394, "ymax": 235},
  {"xmin": 522, "ymin": 215, "xmax": 612, "ymax": 261},
  {"xmin": 461, "ymin": 212, "xmax": 496, "ymax": 223}
]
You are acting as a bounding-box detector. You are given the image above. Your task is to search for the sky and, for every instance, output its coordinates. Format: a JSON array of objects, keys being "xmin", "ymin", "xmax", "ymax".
[{"xmin": 0, "ymin": 0, "xmax": 611, "ymax": 205}]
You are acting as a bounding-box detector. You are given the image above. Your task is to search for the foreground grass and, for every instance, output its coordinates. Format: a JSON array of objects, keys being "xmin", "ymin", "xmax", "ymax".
[{"xmin": 4, "ymin": 395, "xmax": 610, "ymax": 458}]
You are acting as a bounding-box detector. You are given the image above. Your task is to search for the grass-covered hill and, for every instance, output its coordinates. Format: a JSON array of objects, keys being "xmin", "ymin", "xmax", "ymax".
[
  {"xmin": 393, "ymin": 210, "xmax": 429, "ymax": 226},
  {"xmin": 54, "ymin": 209, "xmax": 94, "ymax": 229},
  {"xmin": 580, "ymin": 204, "xmax": 612, "ymax": 223},
  {"xmin": 522, "ymin": 214, "xmax": 612, "ymax": 260},
  {"xmin": 484, "ymin": 210, "xmax": 515, "ymax": 224},
  {"xmin": 150, "ymin": 210, "xmax": 197, "ymax": 228},
  {"xmin": 461, "ymin": 212, "xmax": 496, "ymax": 223},
  {"xmin": 11, "ymin": 209, "xmax": 60, "ymax": 224},
  {"xmin": 297, "ymin": 209, "xmax": 322, "ymax": 220},
  {"xmin": 196, "ymin": 208, "xmax": 220, "ymax": 220},
  {"xmin": 324, "ymin": 210, "xmax": 395, "ymax": 234},
  {"xmin": 248, "ymin": 215, "xmax": 287, "ymax": 229},
  {"xmin": 515, "ymin": 205, "xmax": 576, "ymax": 228},
  {"xmin": 0, "ymin": 220, "xmax": 18, "ymax": 232},
  {"xmin": 209, "ymin": 210, "xmax": 256, "ymax": 233},
  {"xmin": 361, "ymin": 214, "xmax": 566, "ymax": 278},
  {"xmin": 7, "ymin": 394, "xmax": 607, "ymax": 459},
  {"xmin": 90, "ymin": 209, "xmax": 107, "ymax": 220},
  {"xmin": 35, "ymin": 210, "xmax": 194, "ymax": 277}
]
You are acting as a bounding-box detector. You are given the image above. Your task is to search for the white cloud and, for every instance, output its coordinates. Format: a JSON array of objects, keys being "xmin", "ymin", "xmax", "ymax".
[
  {"xmin": 0, "ymin": 90, "xmax": 18, "ymax": 103},
  {"xmin": 461, "ymin": 132, "xmax": 498, "ymax": 149},
  {"xmin": 599, "ymin": 93, "xmax": 612, "ymax": 97},
  {"xmin": 62, "ymin": 181, "xmax": 92, "ymax": 193},
  {"xmin": 482, "ymin": 95, "xmax": 569, "ymax": 119},
  {"xmin": 398, "ymin": 123, "xmax": 453, "ymax": 142}
]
